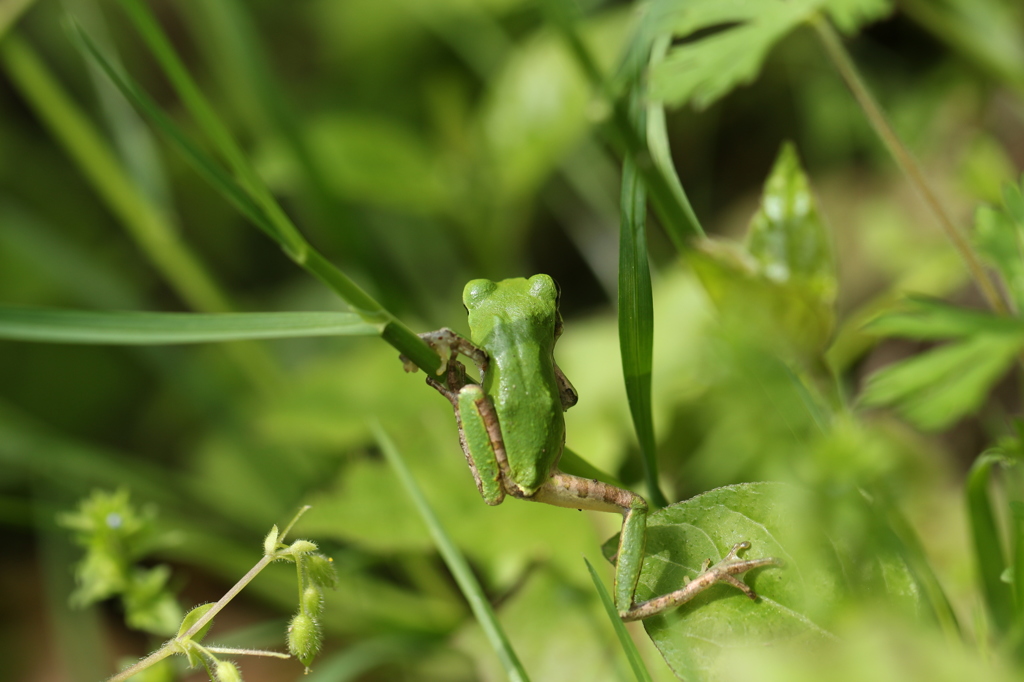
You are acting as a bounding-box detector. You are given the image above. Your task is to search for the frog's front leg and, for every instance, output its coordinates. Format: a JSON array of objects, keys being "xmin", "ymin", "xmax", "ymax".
[
  {"xmin": 418, "ymin": 328, "xmax": 489, "ymax": 378},
  {"xmin": 529, "ymin": 472, "xmax": 782, "ymax": 621}
]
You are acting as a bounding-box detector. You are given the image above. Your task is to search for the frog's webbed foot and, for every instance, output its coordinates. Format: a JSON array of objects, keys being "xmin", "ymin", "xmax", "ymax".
[{"xmin": 621, "ymin": 542, "xmax": 782, "ymax": 622}]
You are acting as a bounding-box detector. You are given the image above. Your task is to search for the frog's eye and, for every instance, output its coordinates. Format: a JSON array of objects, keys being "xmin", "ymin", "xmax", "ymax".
[{"xmin": 464, "ymin": 279, "xmax": 496, "ymax": 307}]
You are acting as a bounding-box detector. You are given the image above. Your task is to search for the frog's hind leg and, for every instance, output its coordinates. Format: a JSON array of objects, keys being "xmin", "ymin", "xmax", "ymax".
[
  {"xmin": 434, "ymin": 384, "xmax": 507, "ymax": 506},
  {"xmin": 528, "ymin": 472, "xmax": 648, "ymax": 618}
]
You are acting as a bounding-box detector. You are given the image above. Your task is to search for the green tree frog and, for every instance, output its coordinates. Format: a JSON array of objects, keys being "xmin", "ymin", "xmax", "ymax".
[{"xmin": 413, "ymin": 274, "xmax": 780, "ymax": 621}]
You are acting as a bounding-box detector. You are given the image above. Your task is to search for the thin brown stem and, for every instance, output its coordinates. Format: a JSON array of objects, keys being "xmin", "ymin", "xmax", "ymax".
[{"xmin": 811, "ymin": 14, "xmax": 1009, "ymax": 316}]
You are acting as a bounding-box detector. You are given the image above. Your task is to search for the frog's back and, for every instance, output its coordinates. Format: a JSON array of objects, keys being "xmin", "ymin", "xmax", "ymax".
[{"xmin": 465, "ymin": 276, "xmax": 565, "ymax": 494}]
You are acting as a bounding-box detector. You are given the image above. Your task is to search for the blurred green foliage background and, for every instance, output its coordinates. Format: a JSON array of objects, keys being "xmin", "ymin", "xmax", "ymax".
[{"xmin": 2, "ymin": 0, "xmax": 1024, "ymax": 680}]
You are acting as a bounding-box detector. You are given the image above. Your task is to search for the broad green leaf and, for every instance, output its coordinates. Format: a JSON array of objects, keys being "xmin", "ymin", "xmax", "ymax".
[
  {"xmin": 601, "ymin": 483, "xmax": 918, "ymax": 681},
  {"xmin": 688, "ymin": 241, "xmax": 834, "ymax": 362},
  {"xmin": 867, "ymin": 296, "xmax": 1024, "ymax": 339},
  {"xmin": 650, "ymin": 0, "xmax": 812, "ymax": 109},
  {"xmin": 861, "ymin": 333, "xmax": 1024, "ymax": 430},
  {"xmin": 0, "ymin": 307, "xmax": 379, "ymax": 344},
  {"xmin": 648, "ymin": 0, "xmax": 891, "ymax": 108}
]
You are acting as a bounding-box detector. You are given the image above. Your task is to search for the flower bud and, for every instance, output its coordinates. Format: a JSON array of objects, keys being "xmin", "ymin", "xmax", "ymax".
[
  {"xmin": 214, "ymin": 660, "xmax": 242, "ymax": 682},
  {"xmin": 307, "ymin": 553, "xmax": 339, "ymax": 589},
  {"xmin": 301, "ymin": 585, "xmax": 323, "ymax": 618},
  {"xmin": 287, "ymin": 612, "xmax": 321, "ymax": 667}
]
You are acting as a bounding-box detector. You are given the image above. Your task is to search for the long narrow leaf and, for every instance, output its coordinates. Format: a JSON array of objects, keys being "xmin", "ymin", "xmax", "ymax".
[
  {"xmin": 69, "ymin": 22, "xmax": 279, "ymax": 242},
  {"xmin": 0, "ymin": 33, "xmax": 232, "ymax": 315},
  {"xmin": 0, "ymin": 307, "xmax": 378, "ymax": 344},
  {"xmin": 584, "ymin": 559, "xmax": 653, "ymax": 682},
  {"xmin": 71, "ymin": 17, "xmax": 441, "ymax": 375},
  {"xmin": 618, "ymin": 85, "xmax": 667, "ymax": 509},
  {"xmin": 542, "ymin": 0, "xmax": 703, "ymax": 248},
  {"xmin": 867, "ymin": 487, "xmax": 961, "ymax": 641},
  {"xmin": 115, "ymin": 0, "xmax": 307, "ymax": 259},
  {"xmin": 967, "ymin": 452, "xmax": 1014, "ymax": 634},
  {"xmin": 1013, "ymin": 500, "xmax": 1024, "ymax": 627},
  {"xmin": 868, "ymin": 297, "xmax": 1024, "ymax": 339},
  {"xmin": 373, "ymin": 424, "xmax": 531, "ymax": 682}
]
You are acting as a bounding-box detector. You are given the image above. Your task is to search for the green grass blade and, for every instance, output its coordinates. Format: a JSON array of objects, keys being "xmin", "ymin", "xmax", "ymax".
[
  {"xmin": 0, "ymin": 33, "xmax": 233, "ymax": 315},
  {"xmin": 583, "ymin": 559, "xmax": 654, "ymax": 682},
  {"xmin": 115, "ymin": 0, "xmax": 307, "ymax": 259},
  {"xmin": 0, "ymin": 307, "xmax": 379, "ymax": 344},
  {"xmin": 967, "ymin": 452, "xmax": 1015, "ymax": 634},
  {"xmin": 373, "ymin": 423, "xmax": 531, "ymax": 682},
  {"xmin": 643, "ymin": 34, "xmax": 700, "ymax": 237},
  {"xmin": 70, "ymin": 17, "xmax": 441, "ymax": 376},
  {"xmin": 1013, "ymin": 501, "xmax": 1024, "ymax": 627},
  {"xmin": 68, "ymin": 22, "xmax": 280, "ymax": 242},
  {"xmin": 866, "ymin": 485, "xmax": 961, "ymax": 641},
  {"xmin": 542, "ymin": 0, "xmax": 703, "ymax": 249},
  {"xmin": 618, "ymin": 86, "xmax": 667, "ymax": 509}
]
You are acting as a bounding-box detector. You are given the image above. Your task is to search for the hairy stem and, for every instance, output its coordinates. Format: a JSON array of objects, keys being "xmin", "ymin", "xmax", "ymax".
[{"xmin": 811, "ymin": 14, "xmax": 1008, "ymax": 315}]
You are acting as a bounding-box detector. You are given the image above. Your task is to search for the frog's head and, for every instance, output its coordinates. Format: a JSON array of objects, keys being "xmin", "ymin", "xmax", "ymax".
[{"xmin": 463, "ymin": 274, "xmax": 563, "ymax": 337}]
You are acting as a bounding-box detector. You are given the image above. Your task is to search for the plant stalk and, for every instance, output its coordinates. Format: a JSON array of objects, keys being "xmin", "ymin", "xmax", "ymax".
[{"xmin": 811, "ymin": 14, "xmax": 1009, "ymax": 316}]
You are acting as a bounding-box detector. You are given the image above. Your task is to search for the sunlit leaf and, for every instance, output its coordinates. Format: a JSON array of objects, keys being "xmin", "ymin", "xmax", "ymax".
[
  {"xmin": 867, "ymin": 296, "xmax": 1024, "ymax": 339},
  {"xmin": 177, "ymin": 603, "xmax": 216, "ymax": 642},
  {"xmin": 648, "ymin": 0, "xmax": 891, "ymax": 108},
  {"xmin": 861, "ymin": 333, "xmax": 1024, "ymax": 430},
  {"xmin": 601, "ymin": 483, "xmax": 919, "ymax": 681},
  {"xmin": 689, "ymin": 143, "xmax": 836, "ymax": 360},
  {"xmin": 747, "ymin": 142, "xmax": 836, "ymax": 304},
  {"xmin": 177, "ymin": 603, "xmax": 216, "ymax": 668}
]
